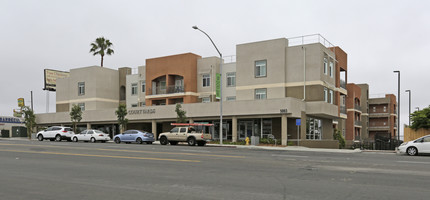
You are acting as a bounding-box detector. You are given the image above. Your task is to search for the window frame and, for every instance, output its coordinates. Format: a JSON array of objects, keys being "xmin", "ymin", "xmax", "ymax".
[
  {"xmin": 226, "ymin": 72, "xmax": 236, "ymax": 87},
  {"xmin": 131, "ymin": 83, "xmax": 138, "ymax": 95},
  {"xmin": 78, "ymin": 103, "xmax": 85, "ymax": 111},
  {"xmin": 141, "ymin": 81, "xmax": 146, "ymax": 93},
  {"xmin": 202, "ymin": 74, "xmax": 211, "ymax": 87},
  {"xmin": 255, "ymin": 60, "xmax": 267, "ymax": 78},
  {"xmin": 78, "ymin": 82, "xmax": 85, "ymax": 96},
  {"xmin": 255, "ymin": 88, "xmax": 267, "ymax": 100}
]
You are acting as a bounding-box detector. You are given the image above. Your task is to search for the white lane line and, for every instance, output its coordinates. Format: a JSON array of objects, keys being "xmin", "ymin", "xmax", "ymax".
[
  {"xmin": 397, "ymin": 161, "xmax": 430, "ymax": 165},
  {"xmin": 271, "ymin": 154, "xmax": 309, "ymax": 158}
]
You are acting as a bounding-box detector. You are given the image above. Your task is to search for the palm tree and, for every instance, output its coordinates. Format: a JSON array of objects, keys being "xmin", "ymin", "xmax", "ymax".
[{"xmin": 90, "ymin": 37, "xmax": 114, "ymax": 67}]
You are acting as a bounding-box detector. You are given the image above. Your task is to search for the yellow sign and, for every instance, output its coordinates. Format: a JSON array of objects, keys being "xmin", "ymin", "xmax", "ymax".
[
  {"xmin": 44, "ymin": 69, "xmax": 70, "ymax": 91},
  {"xmin": 18, "ymin": 98, "xmax": 25, "ymax": 107}
]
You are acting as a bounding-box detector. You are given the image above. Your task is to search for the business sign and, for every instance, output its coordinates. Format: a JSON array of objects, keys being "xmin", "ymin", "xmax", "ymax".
[
  {"xmin": 0, "ymin": 117, "xmax": 23, "ymax": 124},
  {"xmin": 128, "ymin": 109, "xmax": 156, "ymax": 115},
  {"xmin": 43, "ymin": 69, "xmax": 70, "ymax": 91},
  {"xmin": 216, "ymin": 73, "xmax": 221, "ymax": 99},
  {"xmin": 18, "ymin": 98, "xmax": 25, "ymax": 107}
]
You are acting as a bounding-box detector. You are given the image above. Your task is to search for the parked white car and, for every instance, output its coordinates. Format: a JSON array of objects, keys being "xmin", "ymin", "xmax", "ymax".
[
  {"xmin": 36, "ymin": 126, "xmax": 75, "ymax": 142},
  {"xmin": 398, "ymin": 134, "xmax": 430, "ymax": 156},
  {"xmin": 72, "ymin": 129, "xmax": 110, "ymax": 143}
]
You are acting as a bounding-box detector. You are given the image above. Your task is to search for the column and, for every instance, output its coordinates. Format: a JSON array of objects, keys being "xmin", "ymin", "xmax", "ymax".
[
  {"xmin": 232, "ymin": 116, "xmax": 237, "ymax": 143},
  {"xmin": 86, "ymin": 123, "xmax": 91, "ymax": 130},
  {"xmin": 281, "ymin": 115, "xmax": 288, "ymax": 146},
  {"xmin": 152, "ymin": 120, "xmax": 157, "ymax": 140},
  {"xmin": 300, "ymin": 111, "xmax": 307, "ymax": 140}
]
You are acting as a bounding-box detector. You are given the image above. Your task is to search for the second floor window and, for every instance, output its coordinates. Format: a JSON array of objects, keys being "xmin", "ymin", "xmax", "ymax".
[
  {"xmin": 202, "ymin": 97, "xmax": 210, "ymax": 103},
  {"xmin": 141, "ymin": 81, "xmax": 145, "ymax": 93},
  {"xmin": 324, "ymin": 88, "xmax": 328, "ymax": 102},
  {"xmin": 203, "ymin": 74, "xmax": 210, "ymax": 87},
  {"xmin": 226, "ymin": 96, "xmax": 236, "ymax": 101},
  {"xmin": 131, "ymin": 83, "xmax": 138, "ymax": 95},
  {"xmin": 255, "ymin": 60, "xmax": 267, "ymax": 77},
  {"xmin": 78, "ymin": 103, "xmax": 85, "ymax": 111},
  {"xmin": 323, "ymin": 57, "xmax": 328, "ymax": 75},
  {"xmin": 329, "ymin": 59, "xmax": 334, "ymax": 77},
  {"xmin": 255, "ymin": 88, "xmax": 267, "ymax": 100},
  {"xmin": 227, "ymin": 72, "xmax": 236, "ymax": 87},
  {"xmin": 329, "ymin": 90, "xmax": 334, "ymax": 104},
  {"xmin": 78, "ymin": 82, "xmax": 85, "ymax": 96}
]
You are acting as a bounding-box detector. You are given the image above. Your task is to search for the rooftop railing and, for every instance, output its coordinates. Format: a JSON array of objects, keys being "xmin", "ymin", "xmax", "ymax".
[{"xmin": 287, "ymin": 34, "xmax": 336, "ymax": 49}]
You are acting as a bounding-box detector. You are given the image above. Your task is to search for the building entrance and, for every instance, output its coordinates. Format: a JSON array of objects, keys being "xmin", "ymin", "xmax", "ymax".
[{"xmin": 239, "ymin": 121, "xmax": 253, "ymax": 140}]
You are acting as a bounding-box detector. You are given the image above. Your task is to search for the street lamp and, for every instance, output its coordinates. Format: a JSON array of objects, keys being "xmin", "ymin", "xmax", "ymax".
[
  {"xmin": 393, "ymin": 70, "xmax": 400, "ymax": 146},
  {"xmin": 192, "ymin": 26, "xmax": 224, "ymax": 145},
  {"xmin": 415, "ymin": 107, "xmax": 420, "ymax": 111},
  {"xmin": 405, "ymin": 90, "xmax": 411, "ymax": 126}
]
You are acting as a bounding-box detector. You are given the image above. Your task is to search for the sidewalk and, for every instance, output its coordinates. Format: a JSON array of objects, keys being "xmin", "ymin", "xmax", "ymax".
[{"xmin": 1, "ymin": 137, "xmax": 368, "ymax": 154}]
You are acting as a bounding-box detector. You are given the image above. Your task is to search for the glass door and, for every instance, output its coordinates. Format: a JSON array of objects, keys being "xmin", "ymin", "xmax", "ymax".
[{"xmin": 239, "ymin": 121, "xmax": 253, "ymax": 140}]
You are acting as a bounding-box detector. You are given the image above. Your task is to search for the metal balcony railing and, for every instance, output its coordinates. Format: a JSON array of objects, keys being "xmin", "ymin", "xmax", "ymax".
[
  {"xmin": 354, "ymin": 104, "xmax": 361, "ymax": 111},
  {"xmin": 340, "ymin": 79, "xmax": 346, "ymax": 89},
  {"xmin": 340, "ymin": 105, "xmax": 347, "ymax": 114},
  {"xmin": 149, "ymin": 85, "xmax": 184, "ymax": 95},
  {"xmin": 354, "ymin": 120, "xmax": 362, "ymax": 126}
]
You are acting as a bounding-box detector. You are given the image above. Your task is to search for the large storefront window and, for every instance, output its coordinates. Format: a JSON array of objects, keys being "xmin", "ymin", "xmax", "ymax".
[{"xmin": 306, "ymin": 117, "xmax": 322, "ymax": 140}]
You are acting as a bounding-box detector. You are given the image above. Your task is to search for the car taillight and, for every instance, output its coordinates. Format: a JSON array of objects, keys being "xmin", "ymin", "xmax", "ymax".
[
  {"xmin": 62, "ymin": 130, "xmax": 67, "ymax": 133},
  {"xmin": 99, "ymin": 134, "xmax": 104, "ymax": 136},
  {"xmin": 144, "ymin": 134, "xmax": 148, "ymax": 137}
]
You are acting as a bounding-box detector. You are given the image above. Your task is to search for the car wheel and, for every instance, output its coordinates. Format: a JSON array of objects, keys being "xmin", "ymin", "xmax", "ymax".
[
  {"xmin": 90, "ymin": 137, "xmax": 96, "ymax": 143},
  {"xmin": 114, "ymin": 137, "xmax": 121, "ymax": 144},
  {"xmin": 160, "ymin": 136, "xmax": 168, "ymax": 145},
  {"xmin": 170, "ymin": 141, "xmax": 178, "ymax": 145},
  {"xmin": 37, "ymin": 134, "xmax": 44, "ymax": 141},
  {"xmin": 187, "ymin": 137, "xmax": 196, "ymax": 146},
  {"xmin": 136, "ymin": 137, "xmax": 143, "ymax": 144},
  {"xmin": 146, "ymin": 142, "xmax": 153, "ymax": 144},
  {"xmin": 197, "ymin": 141, "xmax": 206, "ymax": 146},
  {"xmin": 55, "ymin": 134, "xmax": 62, "ymax": 142},
  {"xmin": 73, "ymin": 137, "xmax": 78, "ymax": 142},
  {"xmin": 407, "ymin": 147, "xmax": 418, "ymax": 156}
]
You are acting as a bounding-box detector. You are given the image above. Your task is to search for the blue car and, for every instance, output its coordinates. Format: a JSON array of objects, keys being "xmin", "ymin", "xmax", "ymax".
[{"xmin": 113, "ymin": 130, "xmax": 154, "ymax": 144}]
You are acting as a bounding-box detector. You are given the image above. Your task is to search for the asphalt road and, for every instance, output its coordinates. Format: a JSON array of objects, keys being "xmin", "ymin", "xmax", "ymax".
[{"xmin": 1, "ymin": 140, "xmax": 430, "ymax": 200}]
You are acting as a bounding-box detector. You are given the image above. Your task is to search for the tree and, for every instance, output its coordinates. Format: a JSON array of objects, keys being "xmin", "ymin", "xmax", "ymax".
[
  {"xmin": 333, "ymin": 129, "xmax": 345, "ymax": 149},
  {"xmin": 115, "ymin": 104, "xmax": 128, "ymax": 133},
  {"xmin": 175, "ymin": 103, "xmax": 187, "ymax": 123},
  {"xmin": 89, "ymin": 37, "xmax": 114, "ymax": 67},
  {"xmin": 410, "ymin": 106, "xmax": 430, "ymax": 130},
  {"xmin": 70, "ymin": 104, "xmax": 82, "ymax": 132},
  {"xmin": 22, "ymin": 106, "xmax": 36, "ymax": 139}
]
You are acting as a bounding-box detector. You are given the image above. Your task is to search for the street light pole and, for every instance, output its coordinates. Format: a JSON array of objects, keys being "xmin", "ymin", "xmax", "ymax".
[
  {"xmin": 393, "ymin": 70, "xmax": 400, "ymax": 146},
  {"xmin": 405, "ymin": 90, "xmax": 411, "ymax": 126},
  {"xmin": 193, "ymin": 26, "xmax": 223, "ymax": 145}
]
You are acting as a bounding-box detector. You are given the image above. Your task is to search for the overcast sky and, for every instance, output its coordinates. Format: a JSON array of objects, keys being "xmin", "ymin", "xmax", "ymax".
[{"xmin": 1, "ymin": 0, "xmax": 429, "ymax": 136}]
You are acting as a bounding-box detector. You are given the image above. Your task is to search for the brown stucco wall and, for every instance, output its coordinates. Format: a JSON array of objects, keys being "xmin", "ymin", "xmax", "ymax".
[{"xmin": 345, "ymin": 83, "xmax": 361, "ymax": 141}]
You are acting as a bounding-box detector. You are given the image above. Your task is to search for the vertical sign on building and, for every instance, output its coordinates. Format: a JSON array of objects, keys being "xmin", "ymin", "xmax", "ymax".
[
  {"xmin": 17, "ymin": 98, "xmax": 25, "ymax": 107},
  {"xmin": 216, "ymin": 73, "xmax": 221, "ymax": 99}
]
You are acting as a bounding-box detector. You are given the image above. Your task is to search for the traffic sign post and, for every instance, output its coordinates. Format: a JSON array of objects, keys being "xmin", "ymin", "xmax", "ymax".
[{"xmin": 296, "ymin": 119, "xmax": 301, "ymax": 146}]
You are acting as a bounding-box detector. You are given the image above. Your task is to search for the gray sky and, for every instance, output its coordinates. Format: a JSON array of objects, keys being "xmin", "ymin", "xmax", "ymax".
[{"xmin": 1, "ymin": 0, "xmax": 429, "ymax": 137}]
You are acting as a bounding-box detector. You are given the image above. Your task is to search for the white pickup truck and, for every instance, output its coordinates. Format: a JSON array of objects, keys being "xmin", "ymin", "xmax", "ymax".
[{"xmin": 159, "ymin": 123, "xmax": 212, "ymax": 146}]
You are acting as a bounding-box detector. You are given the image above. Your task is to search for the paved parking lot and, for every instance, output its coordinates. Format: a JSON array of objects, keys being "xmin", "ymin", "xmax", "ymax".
[{"xmin": 1, "ymin": 140, "xmax": 430, "ymax": 200}]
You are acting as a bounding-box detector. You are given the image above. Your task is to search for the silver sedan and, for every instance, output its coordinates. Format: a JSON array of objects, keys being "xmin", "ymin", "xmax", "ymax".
[{"xmin": 72, "ymin": 129, "xmax": 110, "ymax": 143}]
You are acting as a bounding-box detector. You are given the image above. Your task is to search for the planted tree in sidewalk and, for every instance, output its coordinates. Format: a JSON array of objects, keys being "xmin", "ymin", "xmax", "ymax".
[
  {"xmin": 70, "ymin": 104, "xmax": 82, "ymax": 132},
  {"xmin": 410, "ymin": 106, "xmax": 430, "ymax": 130},
  {"xmin": 175, "ymin": 103, "xmax": 187, "ymax": 123},
  {"xmin": 22, "ymin": 106, "xmax": 36, "ymax": 139},
  {"xmin": 89, "ymin": 37, "xmax": 114, "ymax": 67},
  {"xmin": 333, "ymin": 129, "xmax": 345, "ymax": 149},
  {"xmin": 115, "ymin": 104, "xmax": 128, "ymax": 133}
]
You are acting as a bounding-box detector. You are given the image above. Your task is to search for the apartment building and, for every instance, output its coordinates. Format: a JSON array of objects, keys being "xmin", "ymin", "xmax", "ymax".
[
  {"xmin": 36, "ymin": 34, "xmax": 349, "ymax": 148},
  {"xmin": 368, "ymin": 94, "xmax": 397, "ymax": 140}
]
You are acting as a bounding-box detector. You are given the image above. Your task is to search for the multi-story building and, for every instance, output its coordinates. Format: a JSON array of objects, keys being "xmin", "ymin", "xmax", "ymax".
[
  {"xmin": 345, "ymin": 83, "xmax": 362, "ymax": 143},
  {"xmin": 368, "ymin": 94, "xmax": 397, "ymax": 140},
  {"xmin": 36, "ymin": 34, "xmax": 350, "ymax": 148}
]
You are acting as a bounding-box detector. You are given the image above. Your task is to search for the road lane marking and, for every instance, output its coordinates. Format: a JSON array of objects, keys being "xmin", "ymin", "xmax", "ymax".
[
  {"xmin": 397, "ymin": 161, "xmax": 430, "ymax": 165},
  {"xmin": 0, "ymin": 143, "xmax": 245, "ymax": 158},
  {"xmin": 0, "ymin": 149, "xmax": 200, "ymax": 163},
  {"xmin": 271, "ymin": 154, "xmax": 309, "ymax": 158}
]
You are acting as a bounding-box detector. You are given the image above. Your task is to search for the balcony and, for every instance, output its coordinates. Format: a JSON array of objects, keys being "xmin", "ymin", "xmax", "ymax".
[
  {"xmin": 369, "ymin": 126, "xmax": 390, "ymax": 131},
  {"xmin": 148, "ymin": 85, "xmax": 184, "ymax": 95},
  {"xmin": 354, "ymin": 120, "xmax": 362, "ymax": 126},
  {"xmin": 340, "ymin": 79, "xmax": 346, "ymax": 89},
  {"xmin": 340, "ymin": 105, "xmax": 346, "ymax": 114},
  {"xmin": 354, "ymin": 104, "xmax": 361, "ymax": 111},
  {"xmin": 369, "ymin": 112, "xmax": 390, "ymax": 118}
]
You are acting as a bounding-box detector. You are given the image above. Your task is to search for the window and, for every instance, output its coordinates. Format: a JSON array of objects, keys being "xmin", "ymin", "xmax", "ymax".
[
  {"xmin": 329, "ymin": 59, "xmax": 334, "ymax": 77},
  {"xmin": 78, "ymin": 103, "xmax": 85, "ymax": 111},
  {"xmin": 226, "ymin": 96, "xmax": 236, "ymax": 101},
  {"xmin": 203, "ymin": 74, "xmax": 210, "ymax": 87},
  {"xmin": 306, "ymin": 117, "xmax": 322, "ymax": 140},
  {"xmin": 141, "ymin": 81, "xmax": 146, "ymax": 93},
  {"xmin": 226, "ymin": 72, "xmax": 236, "ymax": 87},
  {"xmin": 170, "ymin": 127, "xmax": 179, "ymax": 133},
  {"xmin": 78, "ymin": 82, "xmax": 85, "ymax": 96},
  {"xmin": 139, "ymin": 101, "xmax": 146, "ymax": 107},
  {"xmin": 373, "ymin": 107, "xmax": 376, "ymax": 112},
  {"xmin": 324, "ymin": 88, "xmax": 328, "ymax": 102},
  {"xmin": 329, "ymin": 90, "xmax": 334, "ymax": 104},
  {"xmin": 255, "ymin": 60, "xmax": 267, "ymax": 77},
  {"xmin": 179, "ymin": 128, "xmax": 187, "ymax": 133},
  {"xmin": 131, "ymin": 104, "xmax": 137, "ymax": 107},
  {"xmin": 202, "ymin": 97, "xmax": 210, "ymax": 103},
  {"xmin": 383, "ymin": 106, "xmax": 387, "ymax": 112},
  {"xmin": 323, "ymin": 57, "xmax": 328, "ymax": 75},
  {"xmin": 255, "ymin": 88, "xmax": 267, "ymax": 100},
  {"xmin": 131, "ymin": 83, "xmax": 138, "ymax": 95}
]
